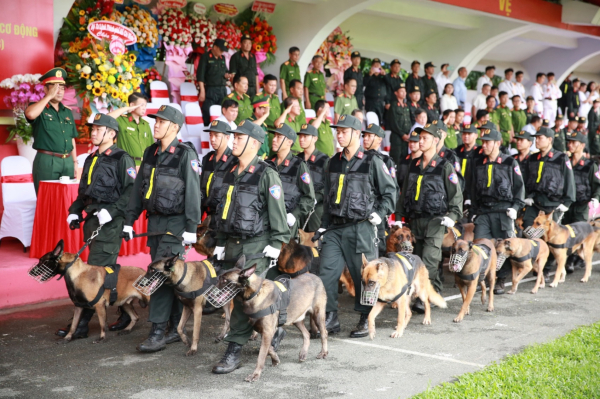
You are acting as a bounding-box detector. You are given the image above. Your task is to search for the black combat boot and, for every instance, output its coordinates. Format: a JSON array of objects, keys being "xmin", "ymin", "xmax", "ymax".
[
  {"xmin": 55, "ymin": 308, "xmax": 95, "ymax": 338},
  {"xmin": 108, "ymin": 307, "xmax": 131, "ymax": 331},
  {"xmin": 271, "ymin": 327, "xmax": 287, "ymax": 352},
  {"xmin": 349, "ymin": 313, "xmax": 369, "ymax": 338},
  {"xmin": 412, "ymin": 298, "xmax": 425, "ymax": 314},
  {"xmin": 164, "ymin": 313, "xmax": 182, "ymax": 344},
  {"xmin": 565, "ymin": 254, "xmax": 576, "ymax": 274},
  {"xmin": 212, "ymin": 342, "xmax": 243, "ymax": 374},
  {"xmin": 136, "ymin": 322, "xmax": 168, "ymax": 353},
  {"xmin": 310, "ymin": 311, "xmax": 340, "ymax": 339},
  {"xmin": 494, "ymin": 278, "xmax": 505, "ymax": 295}
]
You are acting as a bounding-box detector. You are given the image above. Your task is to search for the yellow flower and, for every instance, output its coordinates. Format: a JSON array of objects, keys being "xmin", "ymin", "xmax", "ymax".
[
  {"xmin": 92, "ymin": 87, "xmax": 104, "ymax": 96},
  {"xmin": 81, "ymin": 73, "xmax": 90, "ymax": 79},
  {"xmin": 95, "ymin": 73, "xmax": 102, "ymax": 80},
  {"xmin": 129, "ymin": 54, "xmax": 137, "ymax": 62},
  {"xmin": 79, "ymin": 27, "xmax": 85, "ymax": 31},
  {"xmin": 111, "ymin": 91, "xmax": 119, "ymax": 98},
  {"xmin": 79, "ymin": 10, "xmax": 85, "ymax": 16},
  {"xmin": 108, "ymin": 68, "xmax": 118, "ymax": 75},
  {"xmin": 98, "ymin": 65, "xmax": 106, "ymax": 72},
  {"xmin": 93, "ymin": 81, "xmax": 100, "ymax": 88},
  {"xmin": 75, "ymin": 64, "xmax": 81, "ymax": 70},
  {"xmin": 94, "ymin": 58, "xmax": 101, "ymax": 65},
  {"xmin": 86, "ymin": 84, "xmax": 92, "ymax": 90},
  {"xmin": 98, "ymin": 52, "xmax": 105, "ymax": 58}
]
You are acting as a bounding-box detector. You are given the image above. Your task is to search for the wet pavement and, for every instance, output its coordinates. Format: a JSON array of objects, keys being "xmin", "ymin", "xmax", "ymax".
[{"xmin": 1, "ymin": 259, "xmax": 600, "ymax": 399}]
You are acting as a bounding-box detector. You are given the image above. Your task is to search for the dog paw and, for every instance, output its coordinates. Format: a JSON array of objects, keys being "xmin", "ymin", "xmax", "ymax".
[
  {"xmin": 185, "ymin": 349, "xmax": 197, "ymax": 357},
  {"xmin": 117, "ymin": 330, "xmax": 132, "ymax": 336},
  {"xmin": 317, "ymin": 351, "xmax": 328, "ymax": 360},
  {"xmin": 549, "ymin": 282, "xmax": 558, "ymax": 288},
  {"xmin": 58, "ymin": 338, "xmax": 72, "ymax": 344},
  {"xmin": 530, "ymin": 289, "xmax": 538, "ymax": 294},
  {"xmin": 299, "ymin": 352, "xmax": 307, "ymax": 362},
  {"xmin": 214, "ymin": 335, "xmax": 224, "ymax": 343},
  {"xmin": 453, "ymin": 316, "xmax": 463, "ymax": 323},
  {"xmin": 249, "ymin": 331, "xmax": 259, "ymax": 341},
  {"xmin": 487, "ymin": 307, "xmax": 494, "ymax": 312},
  {"xmin": 507, "ymin": 290, "xmax": 516, "ymax": 295},
  {"xmin": 422, "ymin": 318, "xmax": 431, "ymax": 325},
  {"xmin": 245, "ymin": 373, "xmax": 261, "ymax": 382},
  {"xmin": 390, "ymin": 330, "xmax": 404, "ymax": 338},
  {"xmin": 390, "ymin": 302, "xmax": 398, "ymax": 309},
  {"xmin": 92, "ymin": 337, "xmax": 105, "ymax": 344},
  {"xmin": 368, "ymin": 328, "xmax": 376, "ymax": 340}
]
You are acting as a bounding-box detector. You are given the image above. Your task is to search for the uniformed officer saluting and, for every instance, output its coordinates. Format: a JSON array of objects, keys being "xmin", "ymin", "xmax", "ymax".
[
  {"xmin": 269, "ymin": 123, "xmax": 316, "ymax": 239},
  {"xmin": 319, "ymin": 114, "xmax": 396, "ymax": 339},
  {"xmin": 228, "ymin": 35, "xmax": 258, "ymax": 98},
  {"xmin": 201, "ymin": 120, "xmax": 236, "ymax": 229},
  {"xmin": 25, "ymin": 68, "xmax": 79, "ymax": 192},
  {"xmin": 362, "ymin": 123, "xmax": 399, "ymax": 256},
  {"xmin": 364, "ymin": 58, "xmax": 388, "ymax": 126},
  {"xmin": 123, "ymin": 105, "xmax": 201, "ymax": 353},
  {"xmin": 211, "ymin": 120, "xmax": 291, "ymax": 374},
  {"xmin": 397, "ymin": 123, "xmax": 463, "ymax": 299},
  {"xmin": 197, "ymin": 38, "xmax": 231, "ymax": 126},
  {"xmin": 56, "ymin": 114, "xmax": 135, "ymax": 339},
  {"xmin": 470, "ymin": 127, "xmax": 525, "ymax": 294}
]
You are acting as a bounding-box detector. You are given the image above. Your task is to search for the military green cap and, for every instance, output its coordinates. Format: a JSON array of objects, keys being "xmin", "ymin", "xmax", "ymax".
[
  {"xmin": 269, "ymin": 122, "xmax": 297, "ymax": 142},
  {"xmin": 568, "ymin": 116, "xmax": 578, "ymax": 122},
  {"xmin": 414, "ymin": 121, "xmax": 442, "ymax": 139},
  {"xmin": 555, "ymin": 114, "xmax": 564, "ymax": 121},
  {"xmin": 409, "ymin": 86, "xmax": 420, "ymax": 94},
  {"xmin": 578, "ymin": 116, "xmax": 587, "ymax": 123},
  {"xmin": 87, "ymin": 113, "xmax": 119, "ymax": 132},
  {"xmin": 477, "ymin": 121, "xmax": 496, "ymax": 131},
  {"xmin": 566, "ymin": 130, "xmax": 587, "ymax": 143},
  {"xmin": 214, "ymin": 38, "xmax": 228, "ymax": 51},
  {"xmin": 331, "ymin": 114, "xmax": 362, "ymax": 131},
  {"xmin": 363, "ymin": 123, "xmax": 385, "ymax": 138},
  {"xmin": 298, "ymin": 123, "xmax": 318, "ymax": 137},
  {"xmin": 148, "ymin": 104, "xmax": 185, "ymax": 129},
  {"xmin": 408, "ymin": 129, "xmax": 420, "ymax": 142},
  {"xmin": 461, "ymin": 123, "xmax": 478, "ymax": 134},
  {"xmin": 390, "ymin": 59, "xmax": 401, "ymax": 66},
  {"xmin": 542, "ymin": 119, "xmax": 550, "ymax": 127},
  {"xmin": 41, "ymin": 67, "xmax": 67, "ymax": 85},
  {"xmin": 206, "ymin": 119, "xmax": 231, "ymax": 135},
  {"xmin": 372, "ymin": 58, "xmax": 381, "ymax": 64},
  {"xmin": 515, "ymin": 130, "xmax": 534, "ymax": 141},
  {"xmin": 479, "ymin": 127, "xmax": 502, "ymax": 141},
  {"xmin": 228, "ymin": 119, "xmax": 266, "ymax": 143},
  {"xmin": 534, "ymin": 126, "xmax": 554, "ymax": 138}
]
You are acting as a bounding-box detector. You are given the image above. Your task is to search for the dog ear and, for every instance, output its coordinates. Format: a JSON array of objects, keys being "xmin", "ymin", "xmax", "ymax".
[
  {"xmin": 361, "ymin": 254, "xmax": 369, "ymax": 272},
  {"xmin": 234, "ymin": 254, "xmax": 246, "ymax": 270},
  {"xmin": 504, "ymin": 239, "xmax": 512, "ymax": 251},
  {"xmin": 53, "ymin": 240, "xmax": 64, "ymax": 258},
  {"xmin": 241, "ymin": 264, "xmax": 256, "ymax": 279},
  {"xmin": 538, "ymin": 210, "xmax": 545, "ymax": 216},
  {"xmin": 169, "ymin": 255, "xmax": 179, "ymax": 269},
  {"xmin": 468, "ymin": 241, "xmax": 473, "ymax": 250}
]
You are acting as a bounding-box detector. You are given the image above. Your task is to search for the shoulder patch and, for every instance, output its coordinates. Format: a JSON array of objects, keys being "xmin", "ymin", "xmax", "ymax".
[
  {"xmin": 390, "ymin": 166, "xmax": 396, "ymax": 178},
  {"xmin": 228, "ymin": 93, "xmax": 234, "ymax": 98},
  {"xmin": 269, "ymin": 185, "xmax": 281, "ymax": 199},
  {"xmin": 595, "ymin": 170, "xmax": 600, "ymax": 180},
  {"xmin": 454, "ymin": 162, "xmax": 460, "ymax": 173},
  {"xmin": 514, "ymin": 165, "xmax": 521, "ymax": 176},
  {"xmin": 382, "ymin": 163, "xmax": 390, "ymax": 175},
  {"xmin": 127, "ymin": 167, "xmax": 137, "ymax": 179},
  {"xmin": 191, "ymin": 159, "xmax": 199, "ymax": 173},
  {"xmin": 566, "ymin": 160, "xmax": 572, "ymax": 170},
  {"xmin": 301, "ymin": 172, "xmax": 311, "ymax": 184},
  {"xmin": 448, "ymin": 173, "xmax": 458, "ymax": 185}
]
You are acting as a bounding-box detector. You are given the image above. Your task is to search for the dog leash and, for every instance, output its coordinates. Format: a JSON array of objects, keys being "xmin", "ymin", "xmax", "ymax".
[
  {"xmin": 57, "ymin": 224, "xmax": 103, "ymax": 281},
  {"xmin": 121, "ymin": 230, "xmax": 184, "ymax": 242},
  {"xmin": 311, "ymin": 219, "xmax": 368, "ymax": 242}
]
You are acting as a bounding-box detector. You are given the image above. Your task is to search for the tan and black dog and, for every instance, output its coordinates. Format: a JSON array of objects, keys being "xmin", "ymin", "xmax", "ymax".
[
  {"xmin": 278, "ymin": 237, "xmax": 320, "ymax": 277},
  {"xmin": 442, "ymin": 223, "xmax": 475, "ymax": 255},
  {"xmin": 387, "ymin": 225, "xmax": 415, "ymax": 253},
  {"xmin": 144, "ymin": 256, "xmax": 231, "ymax": 356},
  {"xmin": 361, "ymin": 253, "xmax": 446, "ymax": 339},
  {"xmin": 448, "ymin": 239, "xmax": 496, "ymax": 323},
  {"xmin": 193, "ymin": 216, "xmax": 217, "ymax": 257},
  {"xmin": 31, "ymin": 240, "xmax": 149, "ymax": 343},
  {"xmin": 217, "ymin": 255, "xmax": 328, "ymax": 382},
  {"xmin": 531, "ymin": 211, "xmax": 597, "ymax": 286},
  {"xmin": 495, "ymin": 238, "xmax": 549, "ymax": 294}
]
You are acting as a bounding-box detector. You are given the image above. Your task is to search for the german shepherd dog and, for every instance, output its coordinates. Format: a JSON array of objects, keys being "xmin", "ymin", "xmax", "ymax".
[
  {"xmin": 494, "ymin": 238, "xmax": 549, "ymax": 294},
  {"xmin": 442, "ymin": 223, "xmax": 475, "ymax": 255},
  {"xmin": 387, "ymin": 225, "xmax": 416, "ymax": 253},
  {"xmin": 530, "ymin": 211, "xmax": 597, "ymax": 286},
  {"xmin": 217, "ymin": 255, "xmax": 328, "ymax": 382},
  {"xmin": 142, "ymin": 256, "xmax": 232, "ymax": 356},
  {"xmin": 361, "ymin": 254, "xmax": 446, "ymax": 339},
  {"xmin": 193, "ymin": 216, "xmax": 217, "ymax": 257},
  {"xmin": 32, "ymin": 240, "xmax": 149, "ymax": 343},
  {"xmin": 448, "ymin": 239, "xmax": 496, "ymax": 323}
]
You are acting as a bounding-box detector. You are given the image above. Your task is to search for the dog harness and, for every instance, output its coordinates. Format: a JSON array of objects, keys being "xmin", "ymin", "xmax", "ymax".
[
  {"xmin": 511, "ymin": 240, "xmax": 541, "ymax": 263},
  {"xmin": 377, "ymin": 253, "xmax": 417, "ymax": 304},
  {"xmin": 71, "ymin": 265, "xmax": 121, "ymax": 308},
  {"xmin": 458, "ymin": 244, "xmax": 491, "ymax": 283},
  {"xmin": 546, "ymin": 222, "xmax": 593, "ymax": 249},
  {"xmin": 246, "ymin": 275, "xmax": 292, "ymax": 327},
  {"xmin": 174, "ymin": 260, "xmax": 219, "ymax": 300}
]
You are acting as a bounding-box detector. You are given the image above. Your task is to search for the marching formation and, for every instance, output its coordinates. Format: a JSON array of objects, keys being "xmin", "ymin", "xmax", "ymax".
[{"xmin": 27, "ymin": 66, "xmax": 600, "ymax": 383}]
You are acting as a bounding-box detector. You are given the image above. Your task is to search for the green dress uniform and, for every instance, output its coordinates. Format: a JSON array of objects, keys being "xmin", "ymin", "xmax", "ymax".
[
  {"xmin": 445, "ymin": 125, "xmax": 459, "ymax": 149},
  {"xmin": 385, "ymin": 96, "xmax": 411, "ymax": 165},
  {"xmin": 116, "ymin": 114, "xmax": 154, "ymax": 166},
  {"xmin": 316, "ymin": 118, "xmax": 335, "ymax": 157},
  {"xmin": 215, "ymin": 121, "xmax": 291, "ymax": 345},
  {"xmin": 197, "ymin": 47, "xmax": 228, "ymax": 126},
  {"xmin": 320, "ymin": 115, "xmax": 397, "ymax": 316},
  {"xmin": 280, "ymin": 59, "xmax": 301, "ymax": 97},
  {"xmin": 493, "ymin": 105, "xmax": 513, "ymax": 146},
  {"xmin": 525, "ymin": 110, "xmax": 538, "ymax": 124},
  {"xmin": 511, "ymin": 108, "xmax": 527, "ymax": 135},
  {"xmin": 334, "ymin": 93, "xmax": 358, "ymax": 118},
  {"xmin": 522, "ymin": 127, "xmax": 576, "ymax": 228},
  {"xmin": 284, "ymin": 115, "xmax": 303, "ymax": 154},
  {"xmin": 299, "ymin": 124, "xmax": 329, "ymax": 232},
  {"xmin": 384, "ymin": 71, "xmax": 404, "ymax": 105},
  {"xmin": 344, "ymin": 59, "xmax": 364, "ymax": 108},
  {"xmin": 553, "ymin": 126, "xmax": 567, "ymax": 152},
  {"xmin": 563, "ymin": 131, "xmax": 600, "ymax": 224},
  {"xmin": 228, "ymin": 50, "xmax": 258, "ymax": 98},
  {"xmin": 125, "ymin": 106, "xmax": 201, "ymax": 325},
  {"xmin": 249, "ymin": 115, "xmax": 270, "ymax": 158},
  {"xmin": 223, "ymin": 92, "xmax": 252, "ymax": 125},
  {"xmin": 304, "ymin": 68, "xmax": 327, "ymax": 108},
  {"xmin": 397, "ymin": 124, "xmax": 463, "ymax": 293},
  {"xmin": 258, "ymin": 93, "xmax": 282, "ymax": 129},
  {"xmin": 364, "ymin": 70, "xmax": 388, "ymax": 126}
]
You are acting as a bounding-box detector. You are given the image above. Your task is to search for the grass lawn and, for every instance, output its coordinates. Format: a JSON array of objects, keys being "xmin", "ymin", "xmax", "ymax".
[{"xmin": 413, "ymin": 322, "xmax": 600, "ymax": 398}]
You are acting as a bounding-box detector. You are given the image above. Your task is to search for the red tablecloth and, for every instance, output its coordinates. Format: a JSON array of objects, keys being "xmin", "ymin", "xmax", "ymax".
[{"xmin": 30, "ymin": 181, "xmax": 149, "ymax": 261}]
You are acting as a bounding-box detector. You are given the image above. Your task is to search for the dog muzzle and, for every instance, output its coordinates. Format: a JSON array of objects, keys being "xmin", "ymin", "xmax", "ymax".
[
  {"xmin": 523, "ymin": 226, "xmax": 544, "ymax": 239},
  {"xmin": 360, "ymin": 281, "xmax": 381, "ymax": 306},
  {"xmin": 496, "ymin": 253, "xmax": 508, "ymax": 271},
  {"xmin": 133, "ymin": 270, "xmax": 168, "ymax": 296},
  {"xmin": 449, "ymin": 251, "xmax": 468, "ymax": 273},
  {"xmin": 28, "ymin": 261, "xmax": 58, "ymax": 283},
  {"xmin": 400, "ymin": 241, "xmax": 414, "ymax": 253},
  {"xmin": 204, "ymin": 283, "xmax": 241, "ymax": 308}
]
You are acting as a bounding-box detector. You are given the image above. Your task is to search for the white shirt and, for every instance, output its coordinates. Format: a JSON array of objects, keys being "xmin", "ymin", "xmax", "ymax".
[
  {"xmin": 472, "ymin": 93, "xmax": 487, "ymax": 114},
  {"xmin": 530, "ymin": 83, "xmax": 544, "ymax": 114},
  {"xmin": 217, "ymin": 116, "xmax": 236, "ymax": 149},
  {"xmin": 580, "ymin": 91, "xmax": 599, "ymax": 117},
  {"xmin": 440, "ymin": 94, "xmax": 458, "ymax": 113},
  {"xmin": 435, "ymin": 72, "xmax": 452, "ymax": 97},
  {"xmin": 477, "ymin": 75, "xmax": 492, "ymax": 93},
  {"xmin": 498, "ymin": 80, "xmax": 516, "ymax": 98},
  {"xmin": 515, "ymin": 82, "xmax": 526, "ymax": 108},
  {"xmin": 543, "ymin": 82, "xmax": 562, "ymax": 101}
]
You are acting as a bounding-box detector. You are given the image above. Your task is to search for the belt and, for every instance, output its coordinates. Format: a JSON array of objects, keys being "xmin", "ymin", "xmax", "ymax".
[
  {"xmin": 133, "ymin": 157, "xmax": 143, "ymax": 161},
  {"xmin": 38, "ymin": 150, "xmax": 71, "ymax": 159},
  {"xmin": 309, "ymin": 93, "xmax": 325, "ymax": 99}
]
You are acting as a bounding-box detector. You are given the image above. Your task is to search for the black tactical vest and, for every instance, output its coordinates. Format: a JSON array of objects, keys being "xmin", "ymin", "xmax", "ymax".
[
  {"xmin": 526, "ymin": 152, "xmax": 567, "ymax": 202},
  {"xmin": 572, "ymin": 158, "xmax": 593, "ymax": 203},
  {"xmin": 140, "ymin": 143, "xmax": 192, "ymax": 215},
  {"xmin": 201, "ymin": 150, "xmax": 236, "ymax": 212},
  {"xmin": 304, "ymin": 151, "xmax": 328, "ymax": 194},
  {"xmin": 216, "ymin": 161, "xmax": 272, "ymax": 237},
  {"xmin": 397, "ymin": 155, "xmax": 412, "ymax": 187},
  {"xmin": 474, "ymin": 154, "xmax": 515, "ymax": 206},
  {"xmin": 78, "ymin": 148, "xmax": 128, "ymax": 203},
  {"xmin": 327, "ymin": 152, "xmax": 375, "ymax": 220},
  {"xmin": 275, "ymin": 156, "xmax": 303, "ymax": 213},
  {"xmin": 404, "ymin": 158, "xmax": 449, "ymax": 216}
]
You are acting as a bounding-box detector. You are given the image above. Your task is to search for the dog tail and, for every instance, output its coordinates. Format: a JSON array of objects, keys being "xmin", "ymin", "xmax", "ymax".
[{"xmin": 427, "ymin": 283, "xmax": 447, "ymax": 309}]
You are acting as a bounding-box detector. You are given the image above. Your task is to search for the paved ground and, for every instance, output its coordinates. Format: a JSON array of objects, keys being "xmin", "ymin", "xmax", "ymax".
[{"xmin": 1, "ymin": 259, "xmax": 600, "ymax": 399}]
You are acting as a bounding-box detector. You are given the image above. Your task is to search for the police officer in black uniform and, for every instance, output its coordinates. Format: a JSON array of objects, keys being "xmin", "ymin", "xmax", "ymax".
[
  {"xmin": 123, "ymin": 105, "xmax": 201, "ymax": 353},
  {"xmin": 397, "ymin": 130, "xmax": 422, "ymax": 187},
  {"xmin": 385, "ymin": 83, "xmax": 412, "ymax": 165},
  {"xmin": 364, "ymin": 58, "xmax": 388, "ymax": 125},
  {"xmin": 408, "ymin": 88, "xmax": 422, "ymax": 125},
  {"xmin": 228, "ymin": 35, "xmax": 258, "ymax": 98},
  {"xmin": 197, "ymin": 39, "xmax": 231, "ymax": 126},
  {"xmin": 513, "ymin": 129, "xmax": 534, "ymax": 190},
  {"xmin": 552, "ymin": 115, "xmax": 566, "ymax": 152},
  {"xmin": 344, "ymin": 51, "xmax": 364, "ymax": 108},
  {"xmin": 455, "ymin": 123, "xmax": 481, "ymax": 217},
  {"xmin": 56, "ymin": 114, "xmax": 136, "ymax": 339},
  {"xmin": 384, "ymin": 59, "xmax": 404, "ymax": 106}
]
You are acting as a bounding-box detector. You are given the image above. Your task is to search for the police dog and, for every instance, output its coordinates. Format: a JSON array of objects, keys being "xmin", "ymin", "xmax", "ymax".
[
  {"xmin": 217, "ymin": 255, "xmax": 328, "ymax": 382},
  {"xmin": 386, "ymin": 225, "xmax": 416, "ymax": 253},
  {"xmin": 494, "ymin": 238, "xmax": 549, "ymax": 294},
  {"xmin": 143, "ymin": 256, "xmax": 232, "ymax": 356},
  {"xmin": 442, "ymin": 223, "xmax": 475, "ymax": 256},
  {"xmin": 448, "ymin": 239, "xmax": 496, "ymax": 323},
  {"xmin": 193, "ymin": 216, "xmax": 217, "ymax": 257},
  {"xmin": 32, "ymin": 240, "xmax": 149, "ymax": 343},
  {"xmin": 530, "ymin": 211, "xmax": 597, "ymax": 286},
  {"xmin": 361, "ymin": 254, "xmax": 447, "ymax": 339}
]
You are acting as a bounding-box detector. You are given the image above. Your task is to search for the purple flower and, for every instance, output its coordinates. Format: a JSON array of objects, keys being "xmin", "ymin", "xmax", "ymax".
[
  {"xmin": 34, "ymin": 84, "xmax": 44, "ymax": 93},
  {"xmin": 30, "ymin": 94, "xmax": 41, "ymax": 102},
  {"xmin": 17, "ymin": 91, "xmax": 26, "ymax": 100},
  {"xmin": 11, "ymin": 91, "xmax": 19, "ymax": 100},
  {"xmin": 20, "ymin": 83, "xmax": 31, "ymax": 91},
  {"xmin": 3, "ymin": 97, "xmax": 11, "ymax": 107}
]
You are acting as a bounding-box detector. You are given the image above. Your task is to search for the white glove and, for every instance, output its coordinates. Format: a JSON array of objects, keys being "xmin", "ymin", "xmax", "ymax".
[
  {"xmin": 182, "ymin": 232, "xmax": 197, "ymax": 245},
  {"xmin": 591, "ymin": 198, "xmax": 599, "ymax": 209},
  {"xmin": 67, "ymin": 214, "xmax": 79, "ymax": 225},
  {"xmin": 557, "ymin": 204, "xmax": 569, "ymax": 212},
  {"xmin": 369, "ymin": 212, "xmax": 382, "ymax": 226},
  {"xmin": 506, "ymin": 208, "xmax": 517, "ymax": 220},
  {"xmin": 286, "ymin": 213, "xmax": 296, "ymax": 227},
  {"xmin": 392, "ymin": 221, "xmax": 403, "ymax": 227},
  {"xmin": 213, "ymin": 246, "xmax": 225, "ymax": 260},
  {"xmin": 524, "ymin": 198, "xmax": 534, "ymax": 206},
  {"xmin": 122, "ymin": 225, "xmax": 133, "ymax": 240},
  {"xmin": 318, "ymin": 228, "xmax": 326, "ymax": 233},
  {"xmin": 464, "ymin": 200, "xmax": 471, "ymax": 206},
  {"xmin": 263, "ymin": 245, "xmax": 281, "ymax": 259},
  {"xmin": 95, "ymin": 209, "xmax": 112, "ymax": 226},
  {"xmin": 440, "ymin": 217, "xmax": 455, "ymax": 227}
]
